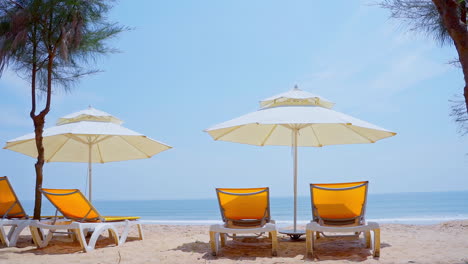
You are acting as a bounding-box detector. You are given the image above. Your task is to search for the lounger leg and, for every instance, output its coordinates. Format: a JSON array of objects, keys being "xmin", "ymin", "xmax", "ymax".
[
  {"xmin": 0, "ymin": 225, "xmax": 8, "ymax": 246},
  {"xmin": 30, "ymin": 225, "xmax": 55, "ymax": 249},
  {"xmin": 73, "ymin": 228, "xmax": 88, "ymax": 252},
  {"xmin": 220, "ymin": 233, "xmax": 226, "ymax": 247},
  {"xmin": 373, "ymin": 228, "xmax": 380, "ymax": 258},
  {"xmin": 306, "ymin": 229, "xmax": 314, "ymax": 257},
  {"xmin": 365, "ymin": 230, "xmax": 371, "ymax": 248},
  {"xmin": 66, "ymin": 229, "xmax": 79, "ymax": 242},
  {"xmin": 8, "ymin": 221, "xmax": 30, "ymax": 247},
  {"xmin": 90, "ymin": 224, "xmax": 120, "ymax": 251},
  {"xmin": 118, "ymin": 221, "xmax": 143, "ymax": 244},
  {"xmin": 209, "ymin": 231, "xmax": 218, "ymax": 256},
  {"xmin": 108, "ymin": 228, "xmax": 120, "ymax": 246},
  {"xmin": 7, "ymin": 225, "xmax": 16, "ymax": 241},
  {"xmin": 270, "ymin": 230, "xmax": 278, "ymax": 256},
  {"xmin": 29, "ymin": 226, "xmax": 41, "ymax": 247},
  {"xmin": 137, "ymin": 223, "xmax": 144, "ymax": 240},
  {"xmin": 67, "ymin": 229, "xmax": 74, "ymax": 239}
]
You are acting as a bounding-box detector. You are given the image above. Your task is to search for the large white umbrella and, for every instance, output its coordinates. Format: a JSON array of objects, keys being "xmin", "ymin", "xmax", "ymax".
[
  {"xmin": 205, "ymin": 86, "xmax": 396, "ymax": 237},
  {"xmin": 4, "ymin": 107, "xmax": 172, "ymax": 201}
]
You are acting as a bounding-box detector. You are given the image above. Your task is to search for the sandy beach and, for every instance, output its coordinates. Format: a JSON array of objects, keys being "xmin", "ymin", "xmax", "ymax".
[{"xmin": 1, "ymin": 220, "xmax": 467, "ymax": 263}]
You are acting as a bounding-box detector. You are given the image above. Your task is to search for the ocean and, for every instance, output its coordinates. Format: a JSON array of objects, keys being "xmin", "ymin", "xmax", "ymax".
[{"xmin": 22, "ymin": 191, "xmax": 468, "ymax": 226}]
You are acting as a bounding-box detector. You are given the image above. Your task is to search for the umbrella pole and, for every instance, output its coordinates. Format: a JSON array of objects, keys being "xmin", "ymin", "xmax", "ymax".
[
  {"xmin": 88, "ymin": 143, "xmax": 92, "ymax": 202},
  {"xmin": 293, "ymin": 128, "xmax": 298, "ymax": 232}
]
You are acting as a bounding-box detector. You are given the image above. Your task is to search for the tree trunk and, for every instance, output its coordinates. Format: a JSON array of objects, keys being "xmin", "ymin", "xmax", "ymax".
[
  {"xmin": 30, "ymin": 20, "xmax": 44, "ymax": 220},
  {"xmin": 465, "ymin": 85, "xmax": 468, "ymax": 112},
  {"xmin": 433, "ymin": 0, "xmax": 468, "ymax": 115},
  {"xmin": 32, "ymin": 116, "xmax": 45, "ymax": 220},
  {"xmin": 457, "ymin": 50, "xmax": 468, "ymax": 114},
  {"xmin": 31, "ymin": 52, "xmax": 54, "ymax": 219}
]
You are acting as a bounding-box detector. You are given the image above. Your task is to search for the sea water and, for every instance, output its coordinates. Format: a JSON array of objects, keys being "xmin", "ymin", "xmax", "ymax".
[{"xmin": 22, "ymin": 191, "xmax": 468, "ymax": 226}]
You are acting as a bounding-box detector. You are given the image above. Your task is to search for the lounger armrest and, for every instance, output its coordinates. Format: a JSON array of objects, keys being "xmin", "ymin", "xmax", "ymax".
[
  {"xmin": 306, "ymin": 221, "xmax": 379, "ymax": 232},
  {"xmin": 210, "ymin": 222, "xmax": 277, "ymax": 233}
]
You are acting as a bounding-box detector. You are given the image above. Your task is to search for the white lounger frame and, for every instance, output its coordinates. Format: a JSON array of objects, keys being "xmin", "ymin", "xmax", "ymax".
[
  {"xmin": 0, "ymin": 219, "xmax": 32, "ymax": 247},
  {"xmin": 209, "ymin": 222, "xmax": 278, "ymax": 256},
  {"xmin": 30, "ymin": 219, "xmax": 143, "ymax": 252},
  {"xmin": 305, "ymin": 221, "xmax": 380, "ymax": 258},
  {"xmin": 0, "ymin": 176, "xmax": 31, "ymax": 247}
]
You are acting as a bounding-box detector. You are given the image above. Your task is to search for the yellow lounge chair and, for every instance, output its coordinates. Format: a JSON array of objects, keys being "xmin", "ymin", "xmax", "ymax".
[
  {"xmin": 305, "ymin": 181, "xmax": 380, "ymax": 258},
  {"xmin": 0, "ymin": 176, "xmax": 31, "ymax": 247},
  {"xmin": 29, "ymin": 188, "xmax": 143, "ymax": 252},
  {"xmin": 209, "ymin": 187, "xmax": 278, "ymax": 256}
]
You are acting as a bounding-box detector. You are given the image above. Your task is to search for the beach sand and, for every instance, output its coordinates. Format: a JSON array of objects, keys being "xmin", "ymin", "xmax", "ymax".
[{"xmin": 1, "ymin": 220, "xmax": 467, "ymax": 263}]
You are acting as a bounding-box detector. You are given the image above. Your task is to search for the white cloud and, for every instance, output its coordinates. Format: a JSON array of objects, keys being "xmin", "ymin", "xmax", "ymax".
[
  {"xmin": 366, "ymin": 47, "xmax": 448, "ymax": 94},
  {"xmin": 300, "ymin": 14, "xmax": 451, "ymax": 114}
]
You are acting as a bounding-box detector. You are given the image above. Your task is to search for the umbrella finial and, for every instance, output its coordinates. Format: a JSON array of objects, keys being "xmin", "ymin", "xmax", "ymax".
[
  {"xmin": 259, "ymin": 86, "xmax": 335, "ymax": 109},
  {"xmin": 56, "ymin": 107, "xmax": 125, "ymax": 125}
]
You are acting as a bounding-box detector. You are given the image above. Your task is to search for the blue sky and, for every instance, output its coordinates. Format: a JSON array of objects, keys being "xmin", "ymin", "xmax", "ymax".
[{"xmin": 0, "ymin": 0, "xmax": 467, "ymax": 201}]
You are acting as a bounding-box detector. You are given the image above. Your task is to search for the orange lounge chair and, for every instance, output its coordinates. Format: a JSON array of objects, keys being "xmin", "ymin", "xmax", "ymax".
[
  {"xmin": 0, "ymin": 176, "xmax": 31, "ymax": 247},
  {"xmin": 305, "ymin": 181, "xmax": 380, "ymax": 258},
  {"xmin": 209, "ymin": 187, "xmax": 278, "ymax": 256},
  {"xmin": 30, "ymin": 188, "xmax": 143, "ymax": 252}
]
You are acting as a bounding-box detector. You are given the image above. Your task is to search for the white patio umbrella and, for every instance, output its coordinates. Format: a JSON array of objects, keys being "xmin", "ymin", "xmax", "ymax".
[
  {"xmin": 4, "ymin": 107, "xmax": 172, "ymax": 201},
  {"xmin": 205, "ymin": 86, "xmax": 396, "ymax": 238}
]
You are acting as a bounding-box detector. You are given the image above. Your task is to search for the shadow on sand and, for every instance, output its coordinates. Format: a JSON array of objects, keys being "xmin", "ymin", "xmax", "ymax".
[
  {"xmin": 172, "ymin": 234, "xmax": 387, "ymax": 262},
  {"xmin": 306, "ymin": 236, "xmax": 387, "ymax": 262},
  {"xmin": 4, "ymin": 234, "xmax": 141, "ymax": 255},
  {"xmin": 172, "ymin": 236, "xmax": 280, "ymax": 261}
]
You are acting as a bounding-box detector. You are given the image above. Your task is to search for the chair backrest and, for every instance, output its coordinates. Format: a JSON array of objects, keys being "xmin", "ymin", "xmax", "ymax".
[
  {"xmin": 310, "ymin": 181, "xmax": 368, "ymax": 226},
  {"xmin": 41, "ymin": 188, "xmax": 103, "ymax": 222},
  {"xmin": 0, "ymin": 176, "xmax": 27, "ymax": 219},
  {"xmin": 216, "ymin": 187, "xmax": 270, "ymax": 227}
]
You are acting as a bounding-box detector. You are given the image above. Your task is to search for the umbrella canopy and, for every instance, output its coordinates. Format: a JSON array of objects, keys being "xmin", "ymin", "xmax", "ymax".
[
  {"xmin": 4, "ymin": 107, "xmax": 172, "ymax": 200},
  {"xmin": 205, "ymin": 86, "xmax": 396, "ymax": 237}
]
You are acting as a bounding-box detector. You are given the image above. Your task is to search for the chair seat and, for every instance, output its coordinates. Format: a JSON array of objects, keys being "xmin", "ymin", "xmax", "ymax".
[
  {"xmin": 306, "ymin": 221, "xmax": 379, "ymax": 232},
  {"xmin": 210, "ymin": 222, "xmax": 278, "ymax": 256},
  {"xmin": 210, "ymin": 222, "xmax": 277, "ymax": 233},
  {"xmin": 103, "ymin": 216, "xmax": 140, "ymax": 222}
]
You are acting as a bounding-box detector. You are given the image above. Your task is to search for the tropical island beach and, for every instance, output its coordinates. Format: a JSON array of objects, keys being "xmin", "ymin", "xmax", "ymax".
[
  {"xmin": 1, "ymin": 221, "xmax": 467, "ymax": 264},
  {"xmin": 1, "ymin": 0, "xmax": 468, "ymax": 263}
]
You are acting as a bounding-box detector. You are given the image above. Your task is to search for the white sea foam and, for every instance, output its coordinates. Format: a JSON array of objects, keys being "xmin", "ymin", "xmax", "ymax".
[
  {"xmin": 141, "ymin": 220, "xmax": 222, "ymax": 225},
  {"xmin": 367, "ymin": 216, "xmax": 468, "ymax": 224},
  {"xmin": 141, "ymin": 216, "xmax": 468, "ymax": 226}
]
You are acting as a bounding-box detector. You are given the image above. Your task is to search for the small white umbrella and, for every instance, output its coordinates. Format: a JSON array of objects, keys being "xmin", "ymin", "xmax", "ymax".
[
  {"xmin": 4, "ymin": 107, "xmax": 172, "ymax": 201},
  {"xmin": 205, "ymin": 86, "xmax": 396, "ymax": 237}
]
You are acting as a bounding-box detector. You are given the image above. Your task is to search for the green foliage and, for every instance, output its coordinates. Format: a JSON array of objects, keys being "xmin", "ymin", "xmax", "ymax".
[
  {"xmin": 0, "ymin": 0, "xmax": 126, "ymax": 219},
  {"xmin": 0, "ymin": 0, "xmax": 127, "ymax": 92},
  {"xmin": 378, "ymin": 0, "xmax": 454, "ymax": 46},
  {"xmin": 380, "ymin": 0, "xmax": 468, "ymax": 136},
  {"xmin": 450, "ymin": 96, "xmax": 468, "ymax": 135}
]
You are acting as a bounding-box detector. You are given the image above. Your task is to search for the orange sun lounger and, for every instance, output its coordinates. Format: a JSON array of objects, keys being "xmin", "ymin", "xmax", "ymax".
[
  {"xmin": 0, "ymin": 176, "xmax": 31, "ymax": 247},
  {"xmin": 29, "ymin": 188, "xmax": 143, "ymax": 252},
  {"xmin": 209, "ymin": 187, "xmax": 278, "ymax": 256},
  {"xmin": 306, "ymin": 181, "xmax": 380, "ymax": 258}
]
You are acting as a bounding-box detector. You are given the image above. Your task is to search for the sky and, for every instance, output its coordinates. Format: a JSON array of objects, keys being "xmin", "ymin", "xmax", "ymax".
[{"xmin": 0, "ymin": 0, "xmax": 467, "ymax": 201}]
